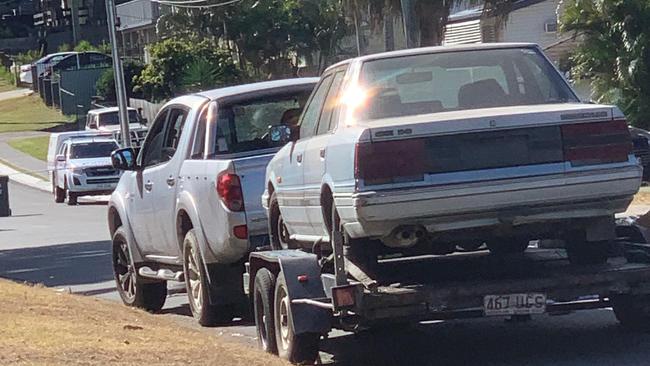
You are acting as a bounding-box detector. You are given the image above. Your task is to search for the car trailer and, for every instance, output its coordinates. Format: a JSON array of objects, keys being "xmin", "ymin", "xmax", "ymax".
[{"xmin": 244, "ymin": 229, "xmax": 650, "ymax": 364}]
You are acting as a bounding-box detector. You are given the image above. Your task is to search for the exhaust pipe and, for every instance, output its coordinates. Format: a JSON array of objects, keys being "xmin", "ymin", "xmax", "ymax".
[{"xmin": 382, "ymin": 225, "xmax": 426, "ymax": 248}]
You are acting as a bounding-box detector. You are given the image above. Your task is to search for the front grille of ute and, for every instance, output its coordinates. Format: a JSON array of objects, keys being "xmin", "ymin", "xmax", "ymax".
[
  {"xmin": 87, "ymin": 177, "xmax": 120, "ymax": 185},
  {"xmin": 85, "ymin": 167, "xmax": 118, "ymax": 177}
]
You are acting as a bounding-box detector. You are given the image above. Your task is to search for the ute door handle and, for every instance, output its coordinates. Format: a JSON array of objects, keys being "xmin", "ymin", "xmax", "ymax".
[
  {"xmin": 144, "ymin": 181, "xmax": 153, "ymax": 192},
  {"xmin": 296, "ymin": 153, "xmax": 303, "ymax": 163},
  {"xmin": 166, "ymin": 176, "xmax": 175, "ymax": 187},
  {"xmin": 319, "ymin": 148, "xmax": 326, "ymax": 159}
]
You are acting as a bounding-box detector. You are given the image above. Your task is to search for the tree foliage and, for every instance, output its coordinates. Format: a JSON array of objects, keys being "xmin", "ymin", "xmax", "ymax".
[
  {"xmin": 561, "ymin": 0, "xmax": 650, "ymax": 127},
  {"xmin": 96, "ymin": 60, "xmax": 144, "ymax": 101},
  {"xmin": 132, "ymin": 39, "xmax": 239, "ymax": 101}
]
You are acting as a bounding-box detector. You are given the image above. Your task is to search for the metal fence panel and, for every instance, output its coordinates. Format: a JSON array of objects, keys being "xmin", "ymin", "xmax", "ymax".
[{"xmin": 59, "ymin": 67, "xmax": 110, "ymax": 116}]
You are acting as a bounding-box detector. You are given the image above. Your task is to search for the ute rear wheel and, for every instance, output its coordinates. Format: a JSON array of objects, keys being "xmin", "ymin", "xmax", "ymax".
[
  {"xmin": 112, "ymin": 227, "xmax": 167, "ymax": 311},
  {"xmin": 253, "ymin": 268, "xmax": 277, "ymax": 354},
  {"xmin": 183, "ymin": 229, "xmax": 234, "ymax": 326},
  {"xmin": 274, "ymin": 271, "xmax": 320, "ymax": 364}
]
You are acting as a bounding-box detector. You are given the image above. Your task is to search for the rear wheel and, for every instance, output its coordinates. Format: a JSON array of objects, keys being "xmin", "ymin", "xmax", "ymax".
[
  {"xmin": 612, "ymin": 295, "xmax": 650, "ymax": 331},
  {"xmin": 269, "ymin": 192, "xmax": 293, "ymax": 250},
  {"xmin": 112, "ymin": 227, "xmax": 167, "ymax": 312},
  {"xmin": 253, "ymin": 268, "xmax": 277, "ymax": 354},
  {"xmin": 274, "ymin": 271, "xmax": 320, "ymax": 364},
  {"xmin": 183, "ymin": 229, "xmax": 234, "ymax": 326}
]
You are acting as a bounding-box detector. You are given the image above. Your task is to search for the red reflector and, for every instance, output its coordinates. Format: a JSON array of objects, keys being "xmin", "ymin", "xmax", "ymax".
[
  {"xmin": 355, "ymin": 139, "xmax": 425, "ymax": 184},
  {"xmin": 332, "ymin": 285, "xmax": 357, "ymax": 308},
  {"xmin": 297, "ymin": 275, "xmax": 308, "ymax": 283},
  {"xmin": 233, "ymin": 225, "xmax": 248, "ymax": 239},
  {"xmin": 217, "ymin": 173, "xmax": 244, "ymax": 211}
]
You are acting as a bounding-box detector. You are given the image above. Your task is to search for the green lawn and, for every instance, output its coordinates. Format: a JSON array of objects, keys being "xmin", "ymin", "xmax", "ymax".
[
  {"xmin": 0, "ymin": 95, "xmax": 74, "ymax": 133},
  {"xmin": 8, "ymin": 135, "xmax": 49, "ymax": 161},
  {"xmin": 0, "ymin": 67, "xmax": 17, "ymax": 93}
]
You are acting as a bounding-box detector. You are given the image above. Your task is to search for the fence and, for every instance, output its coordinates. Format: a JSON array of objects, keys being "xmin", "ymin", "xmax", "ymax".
[
  {"xmin": 59, "ymin": 67, "xmax": 110, "ymax": 116},
  {"xmin": 129, "ymin": 98, "xmax": 164, "ymax": 124}
]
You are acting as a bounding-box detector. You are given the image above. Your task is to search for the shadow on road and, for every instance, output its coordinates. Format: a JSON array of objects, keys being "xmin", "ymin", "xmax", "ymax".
[
  {"xmin": 319, "ymin": 314, "xmax": 650, "ymax": 366},
  {"xmin": 0, "ymin": 240, "xmax": 112, "ymax": 287}
]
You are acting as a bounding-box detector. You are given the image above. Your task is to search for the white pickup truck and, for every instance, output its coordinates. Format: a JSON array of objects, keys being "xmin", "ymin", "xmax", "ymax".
[
  {"xmin": 107, "ymin": 78, "xmax": 317, "ymax": 325},
  {"xmin": 265, "ymin": 43, "xmax": 641, "ymax": 265}
]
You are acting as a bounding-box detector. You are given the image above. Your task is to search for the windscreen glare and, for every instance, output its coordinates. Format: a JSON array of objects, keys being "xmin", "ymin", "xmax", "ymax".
[
  {"xmin": 99, "ymin": 110, "xmax": 141, "ymax": 126},
  {"xmin": 357, "ymin": 47, "xmax": 579, "ymax": 121},
  {"xmin": 70, "ymin": 142, "xmax": 118, "ymax": 159}
]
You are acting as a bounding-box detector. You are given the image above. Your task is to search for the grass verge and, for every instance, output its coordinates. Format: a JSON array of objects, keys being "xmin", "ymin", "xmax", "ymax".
[
  {"xmin": 8, "ymin": 135, "xmax": 49, "ymax": 161},
  {"xmin": 0, "ymin": 94, "xmax": 74, "ymax": 133},
  {"xmin": 0, "ymin": 67, "xmax": 17, "ymax": 93},
  {"xmin": 0, "ymin": 279, "xmax": 288, "ymax": 365}
]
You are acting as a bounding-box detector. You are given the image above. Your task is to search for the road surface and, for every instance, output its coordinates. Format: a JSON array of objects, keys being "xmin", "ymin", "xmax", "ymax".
[{"xmin": 3, "ymin": 181, "xmax": 650, "ymax": 365}]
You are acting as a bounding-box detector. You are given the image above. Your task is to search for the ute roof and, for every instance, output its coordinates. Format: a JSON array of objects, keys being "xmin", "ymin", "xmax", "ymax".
[{"xmin": 195, "ymin": 78, "xmax": 319, "ymax": 101}]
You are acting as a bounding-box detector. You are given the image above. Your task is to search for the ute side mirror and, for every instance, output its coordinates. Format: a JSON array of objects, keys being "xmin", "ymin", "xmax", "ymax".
[
  {"xmin": 111, "ymin": 147, "xmax": 139, "ymax": 171},
  {"xmin": 55, "ymin": 154, "xmax": 66, "ymax": 162}
]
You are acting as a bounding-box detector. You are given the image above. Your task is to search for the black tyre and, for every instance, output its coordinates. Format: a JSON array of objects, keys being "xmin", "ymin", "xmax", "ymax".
[
  {"xmin": 269, "ymin": 191, "xmax": 293, "ymax": 250},
  {"xmin": 486, "ymin": 238, "xmax": 529, "ymax": 255},
  {"xmin": 566, "ymin": 239, "xmax": 609, "ymax": 265},
  {"xmin": 183, "ymin": 229, "xmax": 234, "ymax": 326},
  {"xmin": 112, "ymin": 227, "xmax": 167, "ymax": 312},
  {"xmin": 611, "ymin": 295, "xmax": 650, "ymax": 331},
  {"xmin": 253, "ymin": 268, "xmax": 277, "ymax": 354},
  {"xmin": 274, "ymin": 272, "xmax": 320, "ymax": 364},
  {"xmin": 67, "ymin": 191, "xmax": 78, "ymax": 205},
  {"xmin": 54, "ymin": 181, "xmax": 65, "ymax": 203}
]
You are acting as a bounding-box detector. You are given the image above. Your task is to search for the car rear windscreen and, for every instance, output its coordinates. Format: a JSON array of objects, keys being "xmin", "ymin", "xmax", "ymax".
[{"xmin": 357, "ymin": 47, "xmax": 579, "ymax": 121}]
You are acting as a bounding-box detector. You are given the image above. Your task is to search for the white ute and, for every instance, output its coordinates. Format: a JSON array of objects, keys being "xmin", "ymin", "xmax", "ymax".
[
  {"xmin": 85, "ymin": 107, "xmax": 148, "ymax": 146},
  {"xmin": 107, "ymin": 78, "xmax": 317, "ymax": 324},
  {"xmin": 52, "ymin": 137, "xmax": 121, "ymax": 205},
  {"xmin": 264, "ymin": 43, "xmax": 642, "ymax": 265}
]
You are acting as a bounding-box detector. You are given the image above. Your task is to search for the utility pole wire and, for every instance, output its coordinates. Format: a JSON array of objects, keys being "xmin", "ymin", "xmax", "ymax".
[{"xmin": 151, "ymin": 0, "xmax": 241, "ymax": 8}]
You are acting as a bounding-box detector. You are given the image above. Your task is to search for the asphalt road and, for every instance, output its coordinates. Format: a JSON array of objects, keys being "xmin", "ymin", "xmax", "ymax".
[{"xmin": 3, "ymin": 181, "xmax": 650, "ymax": 365}]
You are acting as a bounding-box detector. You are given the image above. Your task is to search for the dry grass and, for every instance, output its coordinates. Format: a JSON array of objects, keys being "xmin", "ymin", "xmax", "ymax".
[
  {"xmin": 0, "ymin": 279, "xmax": 288, "ymax": 366},
  {"xmin": 8, "ymin": 135, "xmax": 50, "ymax": 161}
]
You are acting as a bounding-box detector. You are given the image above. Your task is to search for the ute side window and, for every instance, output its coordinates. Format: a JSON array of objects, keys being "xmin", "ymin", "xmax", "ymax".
[
  {"xmin": 139, "ymin": 109, "xmax": 170, "ymax": 167},
  {"xmin": 191, "ymin": 106, "xmax": 208, "ymax": 159},
  {"xmin": 299, "ymin": 74, "xmax": 334, "ymax": 140}
]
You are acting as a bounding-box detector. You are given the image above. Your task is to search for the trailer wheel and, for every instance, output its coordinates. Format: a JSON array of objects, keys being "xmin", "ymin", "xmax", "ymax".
[
  {"xmin": 611, "ymin": 295, "xmax": 650, "ymax": 331},
  {"xmin": 566, "ymin": 240, "xmax": 609, "ymax": 265},
  {"xmin": 274, "ymin": 271, "xmax": 320, "ymax": 364},
  {"xmin": 254, "ymin": 268, "xmax": 277, "ymax": 354}
]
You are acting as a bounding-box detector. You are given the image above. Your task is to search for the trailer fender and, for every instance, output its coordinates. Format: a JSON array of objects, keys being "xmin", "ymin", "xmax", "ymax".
[{"xmin": 249, "ymin": 250, "xmax": 331, "ymax": 335}]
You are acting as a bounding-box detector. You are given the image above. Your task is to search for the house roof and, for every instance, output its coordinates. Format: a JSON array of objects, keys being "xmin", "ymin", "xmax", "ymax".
[{"xmin": 448, "ymin": 0, "xmax": 549, "ymax": 23}]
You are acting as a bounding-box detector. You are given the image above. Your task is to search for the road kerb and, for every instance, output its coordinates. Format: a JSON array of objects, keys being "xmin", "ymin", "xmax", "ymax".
[{"xmin": 0, "ymin": 158, "xmax": 50, "ymax": 192}]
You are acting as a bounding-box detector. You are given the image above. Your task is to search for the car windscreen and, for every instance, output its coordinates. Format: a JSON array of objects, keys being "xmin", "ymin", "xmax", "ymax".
[
  {"xmin": 98, "ymin": 110, "xmax": 141, "ymax": 126},
  {"xmin": 69, "ymin": 142, "xmax": 118, "ymax": 159},
  {"xmin": 206, "ymin": 90, "xmax": 312, "ymax": 155},
  {"xmin": 356, "ymin": 47, "xmax": 579, "ymax": 122}
]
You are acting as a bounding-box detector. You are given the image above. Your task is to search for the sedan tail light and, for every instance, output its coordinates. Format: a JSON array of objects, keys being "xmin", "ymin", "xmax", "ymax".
[
  {"xmin": 355, "ymin": 139, "xmax": 426, "ymax": 185},
  {"xmin": 216, "ymin": 173, "xmax": 244, "ymax": 211},
  {"xmin": 561, "ymin": 119, "xmax": 632, "ymax": 166}
]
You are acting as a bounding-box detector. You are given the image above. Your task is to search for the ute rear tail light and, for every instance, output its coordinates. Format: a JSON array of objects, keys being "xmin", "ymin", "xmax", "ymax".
[
  {"xmin": 561, "ymin": 119, "xmax": 632, "ymax": 167},
  {"xmin": 332, "ymin": 284, "xmax": 359, "ymax": 309},
  {"xmin": 355, "ymin": 139, "xmax": 426, "ymax": 185},
  {"xmin": 216, "ymin": 173, "xmax": 244, "ymax": 211}
]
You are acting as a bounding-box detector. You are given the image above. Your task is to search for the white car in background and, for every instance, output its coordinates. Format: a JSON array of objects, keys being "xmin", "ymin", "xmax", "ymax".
[
  {"xmin": 52, "ymin": 137, "xmax": 121, "ymax": 205},
  {"xmin": 85, "ymin": 107, "xmax": 148, "ymax": 146}
]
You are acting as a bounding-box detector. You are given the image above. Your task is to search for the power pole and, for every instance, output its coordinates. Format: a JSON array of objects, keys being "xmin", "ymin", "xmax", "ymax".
[{"xmin": 105, "ymin": 0, "xmax": 132, "ymax": 148}]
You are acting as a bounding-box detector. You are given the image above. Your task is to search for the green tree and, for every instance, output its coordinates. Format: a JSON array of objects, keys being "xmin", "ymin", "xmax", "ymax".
[
  {"xmin": 561, "ymin": 0, "xmax": 650, "ymax": 127},
  {"xmin": 133, "ymin": 38, "xmax": 240, "ymax": 102},
  {"xmin": 74, "ymin": 40, "xmax": 96, "ymax": 52},
  {"xmin": 96, "ymin": 60, "xmax": 144, "ymax": 101},
  {"xmin": 58, "ymin": 43, "xmax": 72, "ymax": 52}
]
